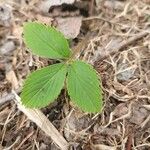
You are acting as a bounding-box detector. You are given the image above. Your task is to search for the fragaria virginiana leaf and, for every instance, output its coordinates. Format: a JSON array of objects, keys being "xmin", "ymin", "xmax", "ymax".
[
  {"xmin": 22, "ymin": 21, "xmax": 103, "ymax": 113},
  {"xmin": 21, "ymin": 63, "xmax": 67, "ymax": 108},
  {"xmin": 67, "ymin": 61, "xmax": 103, "ymax": 113},
  {"xmin": 23, "ymin": 22, "xmax": 71, "ymax": 59}
]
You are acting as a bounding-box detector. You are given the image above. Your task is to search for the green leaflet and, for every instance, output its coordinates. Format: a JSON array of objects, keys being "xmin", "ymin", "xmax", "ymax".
[
  {"xmin": 23, "ymin": 22, "xmax": 71, "ymax": 59},
  {"xmin": 67, "ymin": 60, "xmax": 103, "ymax": 113},
  {"xmin": 21, "ymin": 63, "xmax": 67, "ymax": 108}
]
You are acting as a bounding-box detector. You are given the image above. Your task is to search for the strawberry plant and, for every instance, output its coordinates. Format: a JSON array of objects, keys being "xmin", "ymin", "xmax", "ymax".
[{"xmin": 21, "ymin": 22, "xmax": 103, "ymax": 113}]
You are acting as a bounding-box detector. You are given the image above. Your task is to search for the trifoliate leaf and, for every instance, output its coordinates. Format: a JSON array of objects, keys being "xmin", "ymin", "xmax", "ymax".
[
  {"xmin": 21, "ymin": 63, "xmax": 67, "ymax": 108},
  {"xmin": 23, "ymin": 22, "xmax": 71, "ymax": 59},
  {"xmin": 67, "ymin": 61, "xmax": 103, "ymax": 113}
]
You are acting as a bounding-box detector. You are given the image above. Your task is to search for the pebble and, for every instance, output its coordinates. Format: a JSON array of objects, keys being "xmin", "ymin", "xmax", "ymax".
[
  {"xmin": 0, "ymin": 4, "xmax": 12, "ymax": 27},
  {"xmin": 0, "ymin": 41, "xmax": 15, "ymax": 55}
]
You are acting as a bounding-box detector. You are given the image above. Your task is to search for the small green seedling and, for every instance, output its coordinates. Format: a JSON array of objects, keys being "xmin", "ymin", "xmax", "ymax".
[{"xmin": 21, "ymin": 22, "xmax": 103, "ymax": 113}]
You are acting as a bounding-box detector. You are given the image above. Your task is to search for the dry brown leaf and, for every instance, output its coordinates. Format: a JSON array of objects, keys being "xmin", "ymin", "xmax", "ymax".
[
  {"xmin": 36, "ymin": 14, "xmax": 53, "ymax": 26},
  {"xmin": 104, "ymin": 0, "xmax": 125, "ymax": 10},
  {"xmin": 129, "ymin": 104, "xmax": 148, "ymax": 125},
  {"xmin": 39, "ymin": 0, "xmax": 76, "ymax": 13},
  {"xmin": 113, "ymin": 103, "xmax": 128, "ymax": 118},
  {"xmin": 56, "ymin": 17, "xmax": 82, "ymax": 39}
]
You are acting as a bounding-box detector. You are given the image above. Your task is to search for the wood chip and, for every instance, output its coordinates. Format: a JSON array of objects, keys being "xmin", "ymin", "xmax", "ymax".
[{"xmin": 56, "ymin": 17, "xmax": 82, "ymax": 39}]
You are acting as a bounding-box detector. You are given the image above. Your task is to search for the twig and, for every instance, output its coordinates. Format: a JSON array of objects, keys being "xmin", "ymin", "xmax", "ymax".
[
  {"xmin": 140, "ymin": 115, "xmax": 150, "ymax": 128},
  {"xmin": 15, "ymin": 131, "xmax": 34, "ymax": 150},
  {"xmin": 89, "ymin": 0, "xmax": 94, "ymax": 16},
  {"xmin": 97, "ymin": 31, "xmax": 149, "ymax": 61},
  {"xmin": 126, "ymin": 134, "xmax": 133, "ymax": 150},
  {"xmin": 112, "ymin": 31, "xmax": 148, "ymax": 52},
  {"xmin": 12, "ymin": 91, "xmax": 69, "ymax": 150}
]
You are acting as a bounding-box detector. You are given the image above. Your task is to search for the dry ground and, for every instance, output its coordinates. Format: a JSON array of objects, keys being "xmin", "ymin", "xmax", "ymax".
[{"xmin": 0, "ymin": 0, "xmax": 150, "ymax": 150}]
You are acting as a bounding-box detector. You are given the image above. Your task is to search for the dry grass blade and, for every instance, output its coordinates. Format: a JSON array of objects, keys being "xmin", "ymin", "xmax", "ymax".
[
  {"xmin": 12, "ymin": 91, "xmax": 69, "ymax": 150},
  {"xmin": 15, "ymin": 131, "xmax": 34, "ymax": 150},
  {"xmin": 99, "ymin": 30, "xmax": 149, "ymax": 61},
  {"xmin": 91, "ymin": 144, "xmax": 117, "ymax": 150}
]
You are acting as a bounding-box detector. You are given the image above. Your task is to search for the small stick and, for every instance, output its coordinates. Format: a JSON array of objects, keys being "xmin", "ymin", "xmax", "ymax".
[
  {"xmin": 126, "ymin": 134, "xmax": 133, "ymax": 150},
  {"xmin": 15, "ymin": 131, "xmax": 34, "ymax": 150},
  {"xmin": 89, "ymin": 0, "xmax": 94, "ymax": 16},
  {"xmin": 126, "ymin": 126, "xmax": 134, "ymax": 150},
  {"xmin": 140, "ymin": 115, "xmax": 150, "ymax": 128},
  {"xmin": 13, "ymin": 91, "xmax": 69, "ymax": 150},
  {"xmin": 98, "ymin": 31, "xmax": 149, "ymax": 61},
  {"xmin": 111, "ymin": 31, "xmax": 148, "ymax": 53}
]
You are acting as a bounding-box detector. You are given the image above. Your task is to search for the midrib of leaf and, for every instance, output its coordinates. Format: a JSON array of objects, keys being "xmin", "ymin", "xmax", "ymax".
[
  {"xmin": 30, "ymin": 29, "xmax": 63, "ymax": 58},
  {"xmin": 39, "ymin": 27, "xmax": 61, "ymax": 55},
  {"xmin": 71, "ymin": 65, "xmax": 100, "ymax": 96},
  {"xmin": 22, "ymin": 69, "xmax": 59, "ymax": 95},
  {"xmin": 23, "ymin": 72, "xmax": 57, "ymax": 88},
  {"xmin": 41, "ymin": 27, "xmax": 67, "ymax": 57},
  {"xmin": 24, "ymin": 64, "xmax": 65, "ymax": 104},
  {"xmin": 72, "ymin": 73, "xmax": 98, "ymax": 111},
  {"xmin": 69, "ymin": 65, "xmax": 100, "ymax": 110}
]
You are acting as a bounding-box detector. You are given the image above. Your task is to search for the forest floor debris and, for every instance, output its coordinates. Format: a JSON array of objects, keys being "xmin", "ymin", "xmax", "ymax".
[{"xmin": 0, "ymin": 0, "xmax": 150, "ymax": 149}]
